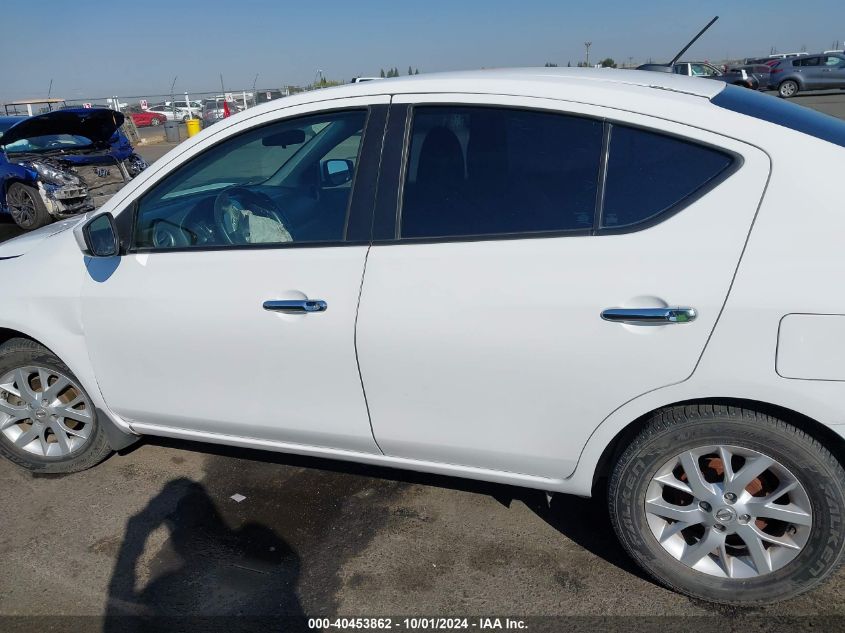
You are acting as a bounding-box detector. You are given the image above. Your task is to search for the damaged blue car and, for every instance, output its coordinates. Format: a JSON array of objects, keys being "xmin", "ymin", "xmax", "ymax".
[{"xmin": 0, "ymin": 108, "xmax": 147, "ymax": 230}]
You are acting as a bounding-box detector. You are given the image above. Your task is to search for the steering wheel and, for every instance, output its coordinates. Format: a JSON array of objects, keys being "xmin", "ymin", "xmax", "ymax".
[{"xmin": 212, "ymin": 186, "xmax": 291, "ymax": 245}]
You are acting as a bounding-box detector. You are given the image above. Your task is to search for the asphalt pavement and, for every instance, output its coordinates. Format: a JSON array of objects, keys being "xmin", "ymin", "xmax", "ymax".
[{"xmin": 2, "ymin": 92, "xmax": 845, "ymax": 631}]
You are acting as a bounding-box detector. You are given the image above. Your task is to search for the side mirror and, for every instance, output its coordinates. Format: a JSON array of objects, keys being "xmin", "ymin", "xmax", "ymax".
[
  {"xmin": 322, "ymin": 159, "xmax": 354, "ymax": 187},
  {"xmin": 82, "ymin": 213, "xmax": 119, "ymax": 257}
]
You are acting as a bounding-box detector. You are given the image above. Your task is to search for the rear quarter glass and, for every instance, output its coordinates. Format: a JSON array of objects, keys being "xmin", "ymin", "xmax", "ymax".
[{"xmin": 711, "ymin": 85, "xmax": 845, "ymax": 148}]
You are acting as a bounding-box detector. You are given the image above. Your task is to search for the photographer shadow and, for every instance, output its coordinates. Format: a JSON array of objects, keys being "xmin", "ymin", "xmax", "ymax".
[{"xmin": 103, "ymin": 477, "xmax": 309, "ymax": 633}]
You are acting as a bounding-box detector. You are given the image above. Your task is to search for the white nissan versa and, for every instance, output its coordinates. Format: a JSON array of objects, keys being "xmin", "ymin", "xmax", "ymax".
[{"xmin": 1, "ymin": 68, "xmax": 845, "ymax": 605}]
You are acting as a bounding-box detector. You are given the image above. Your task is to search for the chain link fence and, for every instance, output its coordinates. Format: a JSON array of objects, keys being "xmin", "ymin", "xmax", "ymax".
[{"xmin": 3, "ymin": 84, "xmax": 322, "ymax": 144}]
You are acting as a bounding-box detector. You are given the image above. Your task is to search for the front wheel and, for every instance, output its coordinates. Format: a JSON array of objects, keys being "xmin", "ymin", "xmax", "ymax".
[
  {"xmin": 609, "ymin": 405, "xmax": 845, "ymax": 605},
  {"xmin": 0, "ymin": 338, "xmax": 112, "ymax": 473},
  {"xmin": 150, "ymin": 117, "xmax": 161, "ymax": 126},
  {"xmin": 778, "ymin": 80, "xmax": 799, "ymax": 98},
  {"xmin": 6, "ymin": 182, "xmax": 51, "ymax": 230}
]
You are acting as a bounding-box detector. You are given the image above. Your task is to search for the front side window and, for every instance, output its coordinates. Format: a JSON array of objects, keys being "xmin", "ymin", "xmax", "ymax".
[
  {"xmin": 134, "ymin": 109, "xmax": 366, "ymax": 249},
  {"xmin": 601, "ymin": 126, "xmax": 733, "ymax": 229},
  {"xmin": 399, "ymin": 106, "xmax": 603, "ymax": 239}
]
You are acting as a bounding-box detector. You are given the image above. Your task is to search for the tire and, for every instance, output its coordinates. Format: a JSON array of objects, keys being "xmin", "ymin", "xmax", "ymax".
[
  {"xmin": 778, "ymin": 80, "xmax": 799, "ymax": 98},
  {"xmin": 181, "ymin": 115, "xmax": 189, "ymax": 123},
  {"xmin": 5, "ymin": 182, "xmax": 51, "ymax": 230},
  {"xmin": 609, "ymin": 404, "xmax": 845, "ymax": 605},
  {"xmin": 150, "ymin": 117, "xmax": 161, "ymax": 127},
  {"xmin": 0, "ymin": 338, "xmax": 112, "ymax": 474}
]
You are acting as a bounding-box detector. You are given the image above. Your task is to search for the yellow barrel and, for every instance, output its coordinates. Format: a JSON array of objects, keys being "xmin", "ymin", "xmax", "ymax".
[{"xmin": 185, "ymin": 118, "xmax": 201, "ymax": 137}]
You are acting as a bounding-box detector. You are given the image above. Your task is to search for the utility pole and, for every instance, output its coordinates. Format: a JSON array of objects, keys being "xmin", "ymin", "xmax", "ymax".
[
  {"xmin": 627, "ymin": 56, "xmax": 633, "ymax": 68},
  {"xmin": 584, "ymin": 41, "xmax": 592, "ymax": 67},
  {"xmin": 170, "ymin": 75, "xmax": 178, "ymax": 121}
]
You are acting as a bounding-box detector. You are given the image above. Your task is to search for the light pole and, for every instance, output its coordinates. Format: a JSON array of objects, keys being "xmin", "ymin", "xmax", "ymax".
[{"xmin": 584, "ymin": 42, "xmax": 592, "ymax": 67}]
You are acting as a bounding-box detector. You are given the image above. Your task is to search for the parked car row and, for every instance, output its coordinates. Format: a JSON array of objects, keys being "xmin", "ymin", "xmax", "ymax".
[
  {"xmin": 637, "ymin": 61, "xmax": 761, "ymax": 89},
  {"xmin": 640, "ymin": 52, "xmax": 845, "ymax": 98}
]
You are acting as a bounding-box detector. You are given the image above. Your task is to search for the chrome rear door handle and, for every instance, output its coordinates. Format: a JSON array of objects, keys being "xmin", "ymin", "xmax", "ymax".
[
  {"xmin": 263, "ymin": 299, "xmax": 327, "ymax": 313},
  {"xmin": 601, "ymin": 307, "xmax": 697, "ymax": 324}
]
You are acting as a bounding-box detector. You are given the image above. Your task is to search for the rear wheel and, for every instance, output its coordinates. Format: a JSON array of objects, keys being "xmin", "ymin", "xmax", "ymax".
[
  {"xmin": 778, "ymin": 80, "xmax": 799, "ymax": 98},
  {"xmin": 6, "ymin": 182, "xmax": 51, "ymax": 230},
  {"xmin": 0, "ymin": 339, "xmax": 112, "ymax": 473},
  {"xmin": 609, "ymin": 404, "xmax": 845, "ymax": 604},
  {"xmin": 150, "ymin": 117, "xmax": 161, "ymax": 126}
]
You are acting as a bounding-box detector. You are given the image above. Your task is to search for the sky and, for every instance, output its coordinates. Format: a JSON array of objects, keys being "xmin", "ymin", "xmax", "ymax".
[{"xmin": 0, "ymin": 0, "xmax": 842, "ymax": 102}]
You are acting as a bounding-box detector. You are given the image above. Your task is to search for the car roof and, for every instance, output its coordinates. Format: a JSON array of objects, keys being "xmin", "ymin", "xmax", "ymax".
[
  {"xmin": 359, "ymin": 67, "xmax": 724, "ymax": 98},
  {"xmin": 257, "ymin": 68, "xmax": 727, "ymax": 112}
]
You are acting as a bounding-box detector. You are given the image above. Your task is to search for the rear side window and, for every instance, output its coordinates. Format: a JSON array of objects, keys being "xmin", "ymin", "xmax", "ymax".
[
  {"xmin": 601, "ymin": 126, "xmax": 734, "ymax": 229},
  {"xmin": 400, "ymin": 106, "xmax": 603, "ymax": 239}
]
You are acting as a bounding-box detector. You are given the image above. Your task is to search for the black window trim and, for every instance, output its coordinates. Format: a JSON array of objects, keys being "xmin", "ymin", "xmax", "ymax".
[
  {"xmin": 373, "ymin": 102, "xmax": 741, "ymax": 246},
  {"xmin": 124, "ymin": 105, "xmax": 384, "ymax": 255}
]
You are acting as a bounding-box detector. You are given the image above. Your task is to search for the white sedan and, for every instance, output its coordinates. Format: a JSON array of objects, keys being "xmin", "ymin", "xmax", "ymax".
[
  {"xmin": 146, "ymin": 104, "xmax": 190, "ymax": 122},
  {"xmin": 2, "ymin": 68, "xmax": 845, "ymax": 605}
]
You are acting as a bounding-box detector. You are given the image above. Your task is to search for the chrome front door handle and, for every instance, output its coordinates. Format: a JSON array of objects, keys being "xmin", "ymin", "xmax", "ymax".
[
  {"xmin": 601, "ymin": 307, "xmax": 697, "ymax": 324},
  {"xmin": 263, "ymin": 299, "xmax": 328, "ymax": 313}
]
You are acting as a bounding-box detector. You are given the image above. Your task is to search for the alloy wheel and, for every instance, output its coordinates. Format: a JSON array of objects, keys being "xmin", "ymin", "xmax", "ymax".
[
  {"xmin": 7, "ymin": 186, "xmax": 37, "ymax": 229},
  {"xmin": 645, "ymin": 444, "xmax": 812, "ymax": 579},
  {"xmin": 0, "ymin": 366, "xmax": 94, "ymax": 457}
]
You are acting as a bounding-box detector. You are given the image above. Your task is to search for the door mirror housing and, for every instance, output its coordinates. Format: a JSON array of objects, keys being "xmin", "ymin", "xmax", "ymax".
[
  {"xmin": 82, "ymin": 213, "xmax": 120, "ymax": 257},
  {"xmin": 322, "ymin": 159, "xmax": 354, "ymax": 187}
]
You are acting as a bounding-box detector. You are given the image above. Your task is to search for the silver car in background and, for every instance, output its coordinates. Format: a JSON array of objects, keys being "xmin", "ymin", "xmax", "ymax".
[{"xmin": 769, "ymin": 53, "xmax": 845, "ymax": 97}]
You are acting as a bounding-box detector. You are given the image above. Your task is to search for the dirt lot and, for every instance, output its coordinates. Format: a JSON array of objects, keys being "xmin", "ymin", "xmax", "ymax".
[{"xmin": 2, "ymin": 93, "xmax": 845, "ymax": 632}]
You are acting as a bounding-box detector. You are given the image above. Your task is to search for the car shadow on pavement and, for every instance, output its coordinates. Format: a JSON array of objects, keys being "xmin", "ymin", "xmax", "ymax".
[
  {"xmin": 133, "ymin": 437, "xmax": 656, "ymax": 592},
  {"xmin": 103, "ymin": 477, "xmax": 310, "ymax": 633}
]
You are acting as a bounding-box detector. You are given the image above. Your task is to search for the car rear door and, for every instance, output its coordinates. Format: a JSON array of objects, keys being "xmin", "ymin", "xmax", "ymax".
[
  {"xmin": 797, "ymin": 56, "xmax": 824, "ymax": 89},
  {"xmin": 821, "ymin": 55, "xmax": 845, "ymax": 89},
  {"xmin": 82, "ymin": 97, "xmax": 389, "ymax": 452},
  {"xmin": 356, "ymin": 95, "xmax": 770, "ymax": 479}
]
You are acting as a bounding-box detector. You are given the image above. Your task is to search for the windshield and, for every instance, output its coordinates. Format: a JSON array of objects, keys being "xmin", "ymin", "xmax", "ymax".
[
  {"xmin": 159, "ymin": 121, "xmax": 330, "ymax": 199},
  {"xmin": 2, "ymin": 134, "xmax": 94, "ymax": 154}
]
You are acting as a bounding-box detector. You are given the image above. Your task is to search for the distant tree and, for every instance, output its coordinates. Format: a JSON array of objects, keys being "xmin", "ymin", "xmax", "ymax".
[
  {"xmin": 394, "ymin": 67, "xmax": 399, "ymax": 77},
  {"xmin": 408, "ymin": 66, "xmax": 413, "ymax": 75},
  {"xmin": 414, "ymin": 68, "xmax": 419, "ymax": 74},
  {"xmin": 544, "ymin": 62, "xmax": 559, "ymax": 67},
  {"xmin": 567, "ymin": 61, "xmax": 571, "ymax": 67},
  {"xmin": 380, "ymin": 68, "xmax": 385, "ymax": 78},
  {"xmin": 600, "ymin": 58, "xmax": 617, "ymax": 68}
]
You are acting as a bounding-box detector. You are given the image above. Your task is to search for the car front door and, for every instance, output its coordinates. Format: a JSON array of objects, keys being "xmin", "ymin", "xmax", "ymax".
[
  {"xmin": 81, "ymin": 97, "xmax": 388, "ymax": 452},
  {"xmin": 356, "ymin": 95, "xmax": 770, "ymax": 480}
]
